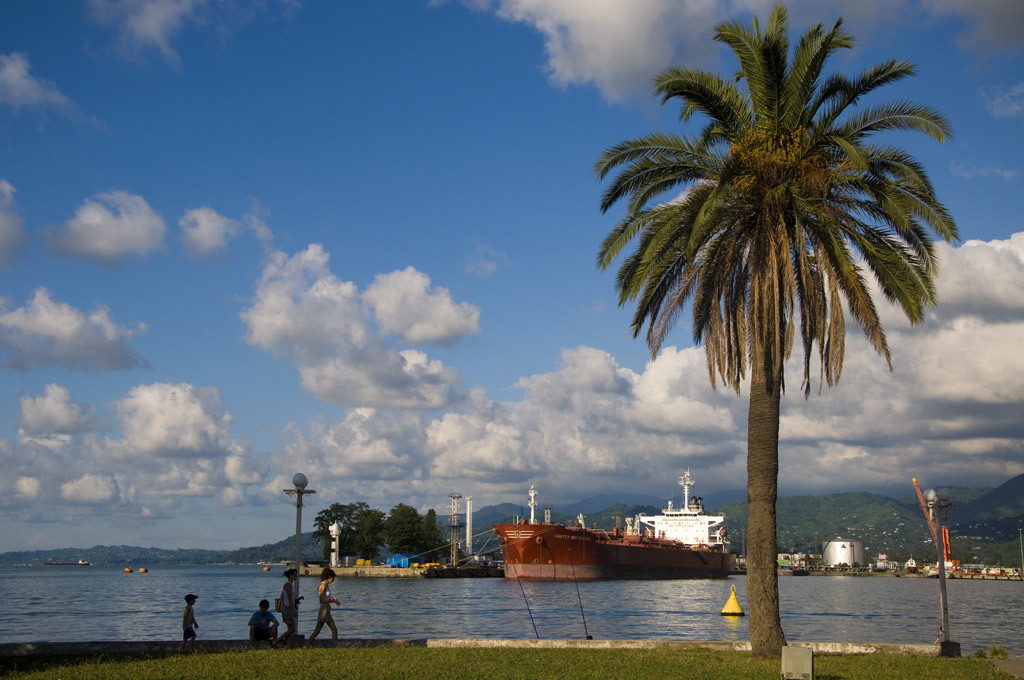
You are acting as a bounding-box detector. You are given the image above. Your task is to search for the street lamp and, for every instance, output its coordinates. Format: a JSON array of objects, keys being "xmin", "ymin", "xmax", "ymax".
[
  {"xmin": 924, "ymin": 487, "xmax": 958, "ymax": 657},
  {"xmin": 284, "ymin": 473, "xmax": 315, "ymax": 637}
]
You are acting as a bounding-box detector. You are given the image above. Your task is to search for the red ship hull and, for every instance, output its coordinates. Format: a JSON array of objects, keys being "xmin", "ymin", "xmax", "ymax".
[{"xmin": 495, "ymin": 523, "xmax": 734, "ymax": 580}]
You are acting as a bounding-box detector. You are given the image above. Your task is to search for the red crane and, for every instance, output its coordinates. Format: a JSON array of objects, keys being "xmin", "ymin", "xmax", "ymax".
[{"xmin": 913, "ymin": 478, "xmax": 952, "ymax": 564}]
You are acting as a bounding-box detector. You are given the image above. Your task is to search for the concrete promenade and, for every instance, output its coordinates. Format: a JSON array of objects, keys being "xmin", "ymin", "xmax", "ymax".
[{"xmin": 0, "ymin": 638, "xmax": 941, "ymax": 656}]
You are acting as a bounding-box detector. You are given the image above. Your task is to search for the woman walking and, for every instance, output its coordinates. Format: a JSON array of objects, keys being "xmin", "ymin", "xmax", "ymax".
[
  {"xmin": 278, "ymin": 568, "xmax": 302, "ymax": 647},
  {"xmin": 304, "ymin": 567, "xmax": 340, "ymax": 647}
]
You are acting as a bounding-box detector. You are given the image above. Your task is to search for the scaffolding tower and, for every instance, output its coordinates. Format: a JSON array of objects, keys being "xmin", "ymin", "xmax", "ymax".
[{"xmin": 448, "ymin": 493, "xmax": 464, "ymax": 566}]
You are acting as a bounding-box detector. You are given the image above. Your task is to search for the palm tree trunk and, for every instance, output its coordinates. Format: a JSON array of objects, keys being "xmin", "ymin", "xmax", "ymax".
[{"xmin": 746, "ymin": 362, "xmax": 786, "ymax": 657}]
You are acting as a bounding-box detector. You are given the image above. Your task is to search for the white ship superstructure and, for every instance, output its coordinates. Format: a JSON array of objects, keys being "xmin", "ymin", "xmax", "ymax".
[{"xmin": 638, "ymin": 470, "xmax": 727, "ymax": 547}]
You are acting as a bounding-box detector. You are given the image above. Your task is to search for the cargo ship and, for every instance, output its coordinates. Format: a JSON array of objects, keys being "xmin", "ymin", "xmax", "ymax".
[
  {"xmin": 495, "ymin": 471, "xmax": 734, "ymax": 580},
  {"xmin": 43, "ymin": 559, "xmax": 91, "ymax": 566}
]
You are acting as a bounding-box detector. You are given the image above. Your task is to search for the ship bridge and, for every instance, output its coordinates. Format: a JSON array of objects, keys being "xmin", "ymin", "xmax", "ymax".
[{"xmin": 637, "ymin": 470, "xmax": 727, "ymax": 547}]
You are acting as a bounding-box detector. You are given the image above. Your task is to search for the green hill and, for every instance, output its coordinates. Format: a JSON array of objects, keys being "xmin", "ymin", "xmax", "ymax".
[{"xmin": 0, "ymin": 533, "xmax": 322, "ymax": 567}]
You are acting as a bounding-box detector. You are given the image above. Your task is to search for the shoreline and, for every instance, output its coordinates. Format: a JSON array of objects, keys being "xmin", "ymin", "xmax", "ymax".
[{"xmin": 0, "ymin": 638, "xmax": 943, "ymax": 657}]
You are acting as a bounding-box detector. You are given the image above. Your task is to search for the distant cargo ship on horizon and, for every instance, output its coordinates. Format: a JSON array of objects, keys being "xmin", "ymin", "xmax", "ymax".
[{"xmin": 42, "ymin": 559, "xmax": 91, "ymax": 566}]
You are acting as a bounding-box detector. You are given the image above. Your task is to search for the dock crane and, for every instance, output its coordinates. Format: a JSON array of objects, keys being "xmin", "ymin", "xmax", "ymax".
[{"xmin": 913, "ymin": 477, "xmax": 952, "ymax": 564}]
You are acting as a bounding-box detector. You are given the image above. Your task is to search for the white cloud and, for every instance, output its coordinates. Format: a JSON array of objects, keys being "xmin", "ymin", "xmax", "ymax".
[
  {"xmin": 115, "ymin": 382, "xmax": 234, "ymax": 457},
  {"xmin": 458, "ymin": 0, "xmax": 725, "ymax": 101},
  {"xmin": 87, "ymin": 0, "xmax": 301, "ymax": 68},
  {"xmin": 365, "ymin": 267, "xmax": 480, "ymax": 345},
  {"xmin": 243, "ymin": 203, "xmax": 274, "ymax": 243},
  {"xmin": 950, "ymin": 161, "xmax": 1016, "ymax": 182},
  {"xmin": 16, "ymin": 477, "xmax": 40, "ymax": 500},
  {"xmin": 88, "ymin": 0, "xmax": 207, "ymax": 68},
  {"xmin": 0, "ymin": 383, "xmax": 268, "ymax": 524},
  {"xmin": 465, "ymin": 241, "xmax": 511, "ymax": 278},
  {"xmin": 18, "ymin": 384, "xmax": 95, "ymax": 435},
  {"xmin": 241, "ymin": 245, "xmax": 467, "ymax": 409},
  {"xmin": 929, "ymin": 234, "xmax": 1024, "ymax": 322},
  {"xmin": 179, "ymin": 206, "xmax": 240, "ymax": 257},
  {"xmin": 454, "ymin": 1, "xmax": 1024, "ymax": 102},
  {"xmin": 224, "ymin": 452, "xmax": 266, "ymax": 484},
  {"xmin": 0, "ymin": 179, "xmax": 27, "ymax": 267},
  {"xmin": 0, "ymin": 53, "xmax": 72, "ymax": 111},
  {"xmin": 48, "ymin": 191, "xmax": 166, "ymax": 267},
  {"xmin": 0, "ymin": 288, "xmax": 148, "ymax": 370},
  {"xmin": 980, "ymin": 83, "xmax": 1024, "ymax": 119},
  {"xmin": 282, "ymin": 408, "xmax": 425, "ymax": 483},
  {"xmin": 60, "ymin": 473, "xmax": 117, "ymax": 503}
]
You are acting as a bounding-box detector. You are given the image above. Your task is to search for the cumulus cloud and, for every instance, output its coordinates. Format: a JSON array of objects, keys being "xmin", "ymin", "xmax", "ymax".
[
  {"xmin": 18, "ymin": 384, "xmax": 96, "ymax": 435},
  {"xmin": 115, "ymin": 382, "xmax": 233, "ymax": 457},
  {"xmin": 365, "ymin": 267, "xmax": 480, "ymax": 344},
  {"xmin": 0, "ymin": 179, "xmax": 27, "ymax": 268},
  {"xmin": 454, "ymin": 0, "xmax": 724, "ymax": 101},
  {"xmin": 60, "ymin": 473, "xmax": 118, "ymax": 503},
  {"xmin": 0, "ymin": 381, "xmax": 270, "ymax": 526},
  {"xmin": 241, "ymin": 245, "xmax": 474, "ymax": 409},
  {"xmin": 0, "ymin": 288, "xmax": 148, "ymax": 370},
  {"xmin": 451, "ymin": 1, "xmax": 1024, "ymax": 102},
  {"xmin": 0, "ymin": 53, "xmax": 72, "ymax": 111},
  {"xmin": 274, "ymin": 232, "xmax": 1024, "ymax": 508},
  {"xmin": 16, "ymin": 477, "xmax": 40, "ymax": 500},
  {"xmin": 48, "ymin": 191, "xmax": 166, "ymax": 267},
  {"xmin": 179, "ymin": 206, "xmax": 240, "ymax": 257}
]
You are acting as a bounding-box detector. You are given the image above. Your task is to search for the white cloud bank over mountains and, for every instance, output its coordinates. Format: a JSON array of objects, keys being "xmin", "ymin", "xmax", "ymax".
[{"xmin": 2, "ymin": 233, "xmax": 1022, "ymax": 527}]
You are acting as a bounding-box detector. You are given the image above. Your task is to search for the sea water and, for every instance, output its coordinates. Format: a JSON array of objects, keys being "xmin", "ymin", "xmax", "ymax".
[{"xmin": 0, "ymin": 565, "xmax": 1020, "ymax": 656}]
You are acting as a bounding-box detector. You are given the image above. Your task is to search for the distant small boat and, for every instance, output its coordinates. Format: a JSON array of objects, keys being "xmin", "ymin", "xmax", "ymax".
[
  {"xmin": 43, "ymin": 560, "xmax": 91, "ymax": 566},
  {"xmin": 791, "ymin": 568, "xmax": 810, "ymax": 576}
]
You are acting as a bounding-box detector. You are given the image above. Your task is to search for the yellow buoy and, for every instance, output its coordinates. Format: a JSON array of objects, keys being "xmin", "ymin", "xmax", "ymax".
[
  {"xmin": 138, "ymin": 567, "xmax": 148, "ymax": 573},
  {"xmin": 262, "ymin": 566, "xmax": 271, "ymax": 572},
  {"xmin": 721, "ymin": 584, "xmax": 744, "ymax": 616}
]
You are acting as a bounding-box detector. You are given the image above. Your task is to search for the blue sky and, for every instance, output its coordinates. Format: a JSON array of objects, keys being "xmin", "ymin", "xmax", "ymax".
[{"xmin": 1, "ymin": 0, "xmax": 1022, "ymax": 552}]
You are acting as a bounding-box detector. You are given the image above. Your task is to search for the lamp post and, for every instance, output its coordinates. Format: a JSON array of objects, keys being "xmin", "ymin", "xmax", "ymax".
[
  {"xmin": 924, "ymin": 487, "xmax": 958, "ymax": 657},
  {"xmin": 1019, "ymin": 528, "xmax": 1023, "ymax": 577},
  {"xmin": 284, "ymin": 473, "xmax": 315, "ymax": 636}
]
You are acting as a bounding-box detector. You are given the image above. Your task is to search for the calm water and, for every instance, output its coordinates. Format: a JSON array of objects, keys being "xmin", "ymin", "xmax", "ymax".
[{"xmin": 0, "ymin": 565, "xmax": 1020, "ymax": 656}]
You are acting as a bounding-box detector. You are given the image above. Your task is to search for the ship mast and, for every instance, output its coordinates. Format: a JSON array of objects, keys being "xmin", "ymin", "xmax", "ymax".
[
  {"xmin": 528, "ymin": 484, "xmax": 538, "ymax": 525},
  {"xmin": 679, "ymin": 469, "xmax": 694, "ymax": 513}
]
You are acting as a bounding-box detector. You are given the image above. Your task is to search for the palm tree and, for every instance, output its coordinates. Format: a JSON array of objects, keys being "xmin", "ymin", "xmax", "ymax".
[{"xmin": 595, "ymin": 4, "xmax": 956, "ymax": 656}]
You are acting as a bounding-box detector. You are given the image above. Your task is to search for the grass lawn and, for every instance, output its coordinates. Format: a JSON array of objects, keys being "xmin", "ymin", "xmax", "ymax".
[{"xmin": 0, "ymin": 648, "xmax": 1013, "ymax": 680}]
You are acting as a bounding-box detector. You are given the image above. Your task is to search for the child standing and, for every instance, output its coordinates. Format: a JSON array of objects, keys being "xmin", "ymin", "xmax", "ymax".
[{"xmin": 181, "ymin": 594, "xmax": 198, "ymax": 651}]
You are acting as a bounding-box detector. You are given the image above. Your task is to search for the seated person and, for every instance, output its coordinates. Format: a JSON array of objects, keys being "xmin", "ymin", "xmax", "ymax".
[{"xmin": 249, "ymin": 599, "xmax": 279, "ymax": 647}]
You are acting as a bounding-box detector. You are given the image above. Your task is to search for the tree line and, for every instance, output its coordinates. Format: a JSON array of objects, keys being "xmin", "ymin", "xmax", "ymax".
[{"xmin": 312, "ymin": 502, "xmax": 448, "ymax": 562}]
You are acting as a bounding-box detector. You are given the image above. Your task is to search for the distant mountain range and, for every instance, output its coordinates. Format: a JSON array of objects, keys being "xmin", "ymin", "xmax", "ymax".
[
  {"xmin": 0, "ymin": 532, "xmax": 322, "ymax": 568},
  {"xmin": 4, "ymin": 475, "xmax": 1022, "ymax": 567}
]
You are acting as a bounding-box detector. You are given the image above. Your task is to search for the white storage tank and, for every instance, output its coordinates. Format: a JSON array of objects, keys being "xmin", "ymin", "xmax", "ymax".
[{"xmin": 823, "ymin": 538, "xmax": 865, "ymax": 567}]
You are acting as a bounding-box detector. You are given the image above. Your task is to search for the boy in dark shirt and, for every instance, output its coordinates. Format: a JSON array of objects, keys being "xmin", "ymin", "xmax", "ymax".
[{"xmin": 248, "ymin": 599, "xmax": 279, "ymax": 648}]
